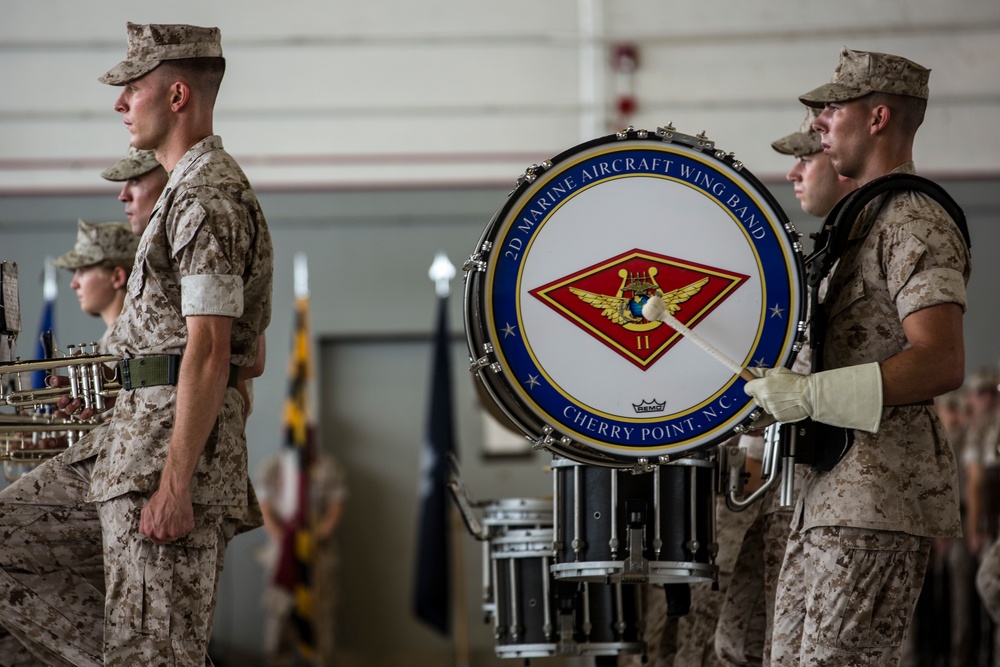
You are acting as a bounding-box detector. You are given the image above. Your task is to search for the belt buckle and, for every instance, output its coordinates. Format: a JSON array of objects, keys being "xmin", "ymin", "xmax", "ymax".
[{"xmin": 120, "ymin": 359, "xmax": 133, "ymax": 391}]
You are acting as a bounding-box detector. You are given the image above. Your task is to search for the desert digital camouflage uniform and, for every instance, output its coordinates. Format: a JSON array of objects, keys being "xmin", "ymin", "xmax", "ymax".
[
  {"xmin": 717, "ymin": 254, "xmax": 818, "ymax": 667},
  {"xmin": 716, "ymin": 327, "xmax": 814, "ymax": 666},
  {"xmin": 0, "ymin": 134, "xmax": 273, "ymax": 667},
  {"xmin": 619, "ymin": 452, "xmax": 756, "ymax": 667},
  {"xmin": 257, "ymin": 452, "xmax": 347, "ymax": 667},
  {"xmin": 769, "ymin": 161, "xmax": 970, "ymax": 665},
  {"xmin": 715, "ymin": 441, "xmax": 808, "ymax": 667}
]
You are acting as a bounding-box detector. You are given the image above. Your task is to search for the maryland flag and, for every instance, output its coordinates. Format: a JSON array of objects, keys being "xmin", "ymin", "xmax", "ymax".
[{"xmin": 273, "ymin": 254, "xmax": 317, "ymax": 660}]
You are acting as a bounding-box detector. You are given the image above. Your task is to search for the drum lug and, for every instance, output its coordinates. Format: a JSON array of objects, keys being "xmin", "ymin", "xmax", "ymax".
[
  {"xmin": 630, "ymin": 458, "xmax": 654, "ymax": 474},
  {"xmin": 463, "ymin": 257, "xmax": 487, "ymax": 273},
  {"xmin": 615, "ymin": 125, "xmax": 649, "ymax": 140},
  {"xmin": 622, "ymin": 499, "xmax": 649, "ymax": 580},
  {"xmin": 469, "ymin": 353, "xmax": 493, "ymax": 372},
  {"xmin": 516, "ymin": 160, "xmax": 553, "ymax": 186}
]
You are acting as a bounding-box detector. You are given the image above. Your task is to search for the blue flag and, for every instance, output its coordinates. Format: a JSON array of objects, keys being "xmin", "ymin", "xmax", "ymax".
[
  {"xmin": 31, "ymin": 263, "xmax": 57, "ymax": 389},
  {"xmin": 412, "ymin": 294, "xmax": 456, "ymax": 635}
]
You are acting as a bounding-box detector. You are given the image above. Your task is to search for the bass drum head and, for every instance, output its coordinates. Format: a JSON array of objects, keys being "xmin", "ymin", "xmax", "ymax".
[{"xmin": 466, "ymin": 128, "xmax": 804, "ymax": 466}]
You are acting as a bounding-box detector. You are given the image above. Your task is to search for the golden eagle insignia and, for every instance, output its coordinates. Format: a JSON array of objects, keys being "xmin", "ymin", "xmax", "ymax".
[{"xmin": 569, "ymin": 267, "xmax": 708, "ymax": 332}]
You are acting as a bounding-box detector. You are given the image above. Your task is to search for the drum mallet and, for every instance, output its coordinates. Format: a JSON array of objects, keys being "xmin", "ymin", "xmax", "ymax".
[{"xmin": 642, "ymin": 296, "xmax": 757, "ymax": 382}]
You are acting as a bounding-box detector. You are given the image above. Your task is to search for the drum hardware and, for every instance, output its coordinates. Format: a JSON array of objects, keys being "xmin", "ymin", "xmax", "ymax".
[
  {"xmin": 517, "ymin": 161, "xmax": 553, "ymax": 187},
  {"xmin": 779, "ymin": 422, "xmax": 800, "ymax": 508},
  {"xmin": 654, "ymin": 124, "xmax": 715, "ymax": 152},
  {"xmin": 722, "ymin": 422, "xmax": 798, "ymax": 512},
  {"xmin": 622, "ymin": 499, "xmax": 648, "ymax": 581}
]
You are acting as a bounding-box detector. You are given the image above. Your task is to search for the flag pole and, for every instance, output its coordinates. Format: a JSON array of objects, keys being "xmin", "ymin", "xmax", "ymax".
[{"xmin": 427, "ymin": 252, "xmax": 469, "ymax": 666}]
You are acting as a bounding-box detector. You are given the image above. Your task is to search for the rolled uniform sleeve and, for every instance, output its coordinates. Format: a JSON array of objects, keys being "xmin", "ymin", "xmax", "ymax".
[
  {"xmin": 167, "ymin": 192, "xmax": 252, "ymax": 318},
  {"xmin": 883, "ymin": 193, "xmax": 971, "ymax": 321}
]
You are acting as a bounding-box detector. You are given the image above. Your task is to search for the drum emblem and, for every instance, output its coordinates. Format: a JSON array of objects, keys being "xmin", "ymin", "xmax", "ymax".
[{"xmin": 529, "ymin": 248, "xmax": 748, "ymax": 370}]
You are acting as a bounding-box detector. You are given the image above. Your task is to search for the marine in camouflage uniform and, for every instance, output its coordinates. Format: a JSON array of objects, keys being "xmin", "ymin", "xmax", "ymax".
[
  {"xmin": 51, "ymin": 220, "xmax": 139, "ymax": 352},
  {"xmin": 745, "ymin": 48, "xmax": 970, "ymax": 665},
  {"xmin": 716, "ymin": 117, "xmax": 854, "ymax": 667},
  {"xmin": 100, "ymin": 146, "xmax": 168, "ymax": 236},
  {"xmin": 0, "ymin": 22, "xmax": 273, "ymax": 667}
]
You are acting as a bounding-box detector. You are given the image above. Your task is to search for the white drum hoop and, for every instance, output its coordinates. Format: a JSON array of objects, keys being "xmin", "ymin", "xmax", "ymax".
[
  {"xmin": 465, "ymin": 127, "xmax": 804, "ymax": 467},
  {"xmin": 481, "ymin": 497, "xmax": 553, "ymax": 532}
]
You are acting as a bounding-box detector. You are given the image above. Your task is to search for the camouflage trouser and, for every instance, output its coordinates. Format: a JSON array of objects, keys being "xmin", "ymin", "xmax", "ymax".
[
  {"xmin": 715, "ymin": 509, "xmax": 793, "ymax": 666},
  {"xmin": 0, "ymin": 456, "xmax": 104, "ymax": 667},
  {"xmin": 0, "ymin": 454, "xmax": 237, "ymax": 667},
  {"xmin": 770, "ymin": 525, "xmax": 930, "ymax": 666}
]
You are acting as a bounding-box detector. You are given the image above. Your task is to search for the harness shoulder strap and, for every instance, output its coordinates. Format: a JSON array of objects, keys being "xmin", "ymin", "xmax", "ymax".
[{"xmin": 806, "ymin": 173, "xmax": 970, "ymax": 288}]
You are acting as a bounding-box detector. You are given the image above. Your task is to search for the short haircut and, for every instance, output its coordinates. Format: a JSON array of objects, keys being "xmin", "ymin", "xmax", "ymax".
[
  {"xmin": 96, "ymin": 259, "xmax": 135, "ymax": 277},
  {"xmin": 156, "ymin": 57, "xmax": 226, "ymax": 105},
  {"xmin": 866, "ymin": 92, "xmax": 927, "ymax": 137}
]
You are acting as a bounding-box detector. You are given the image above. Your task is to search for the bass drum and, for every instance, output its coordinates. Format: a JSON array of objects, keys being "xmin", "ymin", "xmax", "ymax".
[{"xmin": 465, "ymin": 126, "xmax": 804, "ymax": 466}]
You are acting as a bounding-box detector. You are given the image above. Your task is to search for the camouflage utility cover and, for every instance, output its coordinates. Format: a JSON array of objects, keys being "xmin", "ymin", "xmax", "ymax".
[
  {"xmin": 771, "ymin": 110, "xmax": 823, "ymax": 158},
  {"xmin": 99, "ymin": 22, "xmax": 223, "ymax": 86},
  {"xmin": 101, "ymin": 146, "xmax": 161, "ymax": 182},
  {"xmin": 52, "ymin": 220, "xmax": 138, "ymax": 270},
  {"xmin": 800, "ymin": 47, "xmax": 930, "ymax": 107}
]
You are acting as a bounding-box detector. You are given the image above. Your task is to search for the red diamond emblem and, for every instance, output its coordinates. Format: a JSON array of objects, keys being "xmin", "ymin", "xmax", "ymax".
[{"xmin": 529, "ymin": 248, "xmax": 749, "ymax": 370}]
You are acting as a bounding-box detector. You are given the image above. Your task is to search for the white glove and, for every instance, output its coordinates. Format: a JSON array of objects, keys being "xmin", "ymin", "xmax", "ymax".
[{"xmin": 743, "ymin": 362, "xmax": 883, "ymax": 433}]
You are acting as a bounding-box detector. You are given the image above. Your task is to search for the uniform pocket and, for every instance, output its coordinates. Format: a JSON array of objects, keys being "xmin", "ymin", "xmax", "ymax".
[
  {"xmin": 826, "ymin": 268, "xmax": 866, "ymax": 321},
  {"xmin": 816, "ymin": 529, "xmax": 927, "ymax": 651}
]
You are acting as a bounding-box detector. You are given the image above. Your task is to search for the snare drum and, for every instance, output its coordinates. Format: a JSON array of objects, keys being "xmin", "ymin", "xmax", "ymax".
[
  {"xmin": 465, "ymin": 126, "xmax": 804, "ymax": 466},
  {"xmin": 550, "ymin": 456, "xmax": 717, "ymax": 584},
  {"xmin": 489, "ymin": 528, "xmax": 644, "ymax": 659},
  {"xmin": 491, "ymin": 528, "xmax": 558, "ymax": 659},
  {"xmin": 480, "ymin": 499, "xmax": 552, "ymax": 626}
]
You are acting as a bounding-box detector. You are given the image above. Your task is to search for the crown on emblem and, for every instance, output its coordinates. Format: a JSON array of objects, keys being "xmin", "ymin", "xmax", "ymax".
[{"xmin": 632, "ymin": 398, "xmax": 666, "ymax": 413}]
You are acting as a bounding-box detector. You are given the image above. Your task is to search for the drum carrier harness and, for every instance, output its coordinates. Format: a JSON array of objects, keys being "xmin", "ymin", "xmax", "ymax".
[{"xmin": 796, "ymin": 173, "xmax": 971, "ymax": 472}]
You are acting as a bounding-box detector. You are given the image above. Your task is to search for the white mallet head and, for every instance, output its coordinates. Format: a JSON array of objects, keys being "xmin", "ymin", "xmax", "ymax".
[{"xmin": 642, "ymin": 295, "xmax": 666, "ymax": 321}]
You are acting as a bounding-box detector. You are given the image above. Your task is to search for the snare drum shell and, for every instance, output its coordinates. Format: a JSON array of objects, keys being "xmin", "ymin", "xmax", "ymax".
[
  {"xmin": 492, "ymin": 530, "xmax": 556, "ymax": 651},
  {"xmin": 555, "ymin": 460, "xmax": 714, "ymax": 566},
  {"xmin": 558, "ymin": 580, "xmax": 642, "ymax": 645}
]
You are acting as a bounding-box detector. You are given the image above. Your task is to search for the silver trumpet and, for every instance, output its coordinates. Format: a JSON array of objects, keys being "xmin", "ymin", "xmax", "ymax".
[
  {"xmin": 1, "ymin": 344, "xmax": 120, "ymax": 472},
  {"xmin": 2, "ymin": 344, "xmax": 121, "ymax": 413}
]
